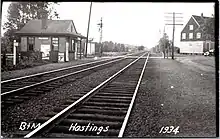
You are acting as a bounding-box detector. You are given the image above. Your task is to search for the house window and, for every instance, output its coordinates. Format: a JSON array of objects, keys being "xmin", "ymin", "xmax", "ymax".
[
  {"xmin": 28, "ymin": 37, "xmax": 34, "ymax": 51},
  {"xmin": 189, "ymin": 25, "xmax": 193, "ymax": 30},
  {"xmin": 182, "ymin": 33, "xmax": 186, "ymax": 39},
  {"xmin": 196, "ymin": 32, "xmax": 201, "ymax": 39},
  {"xmin": 52, "ymin": 37, "xmax": 59, "ymax": 51},
  {"xmin": 189, "ymin": 33, "xmax": 193, "ymax": 39}
]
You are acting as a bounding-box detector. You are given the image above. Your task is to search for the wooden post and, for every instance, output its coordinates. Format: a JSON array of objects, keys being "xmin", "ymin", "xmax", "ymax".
[
  {"xmin": 85, "ymin": 2, "xmax": 92, "ymax": 58},
  {"xmin": 13, "ymin": 40, "xmax": 18, "ymax": 65},
  {"xmin": 79, "ymin": 39, "xmax": 82, "ymax": 59},
  {"xmin": 65, "ymin": 42, "xmax": 69, "ymax": 62},
  {"xmin": 171, "ymin": 12, "xmax": 175, "ymax": 59},
  {"xmin": 75, "ymin": 40, "xmax": 78, "ymax": 60}
]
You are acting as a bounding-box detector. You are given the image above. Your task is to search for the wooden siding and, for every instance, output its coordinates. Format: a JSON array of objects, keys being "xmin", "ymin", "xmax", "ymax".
[
  {"xmin": 67, "ymin": 22, "xmax": 77, "ymax": 34},
  {"xmin": 180, "ymin": 41, "xmax": 204, "ymax": 53},
  {"xmin": 180, "ymin": 17, "xmax": 203, "ymax": 42},
  {"xmin": 20, "ymin": 35, "xmax": 82, "ymax": 61},
  {"xmin": 21, "ymin": 37, "xmax": 28, "ymax": 51}
]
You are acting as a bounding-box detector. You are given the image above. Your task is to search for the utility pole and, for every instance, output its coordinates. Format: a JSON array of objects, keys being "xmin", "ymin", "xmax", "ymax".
[
  {"xmin": 164, "ymin": 12, "xmax": 183, "ymax": 59},
  {"xmin": 97, "ymin": 17, "xmax": 103, "ymax": 56},
  {"xmin": 85, "ymin": 2, "xmax": 92, "ymax": 58}
]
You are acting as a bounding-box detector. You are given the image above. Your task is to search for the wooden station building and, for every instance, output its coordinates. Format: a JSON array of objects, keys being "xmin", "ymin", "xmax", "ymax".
[{"xmin": 15, "ymin": 15, "xmax": 86, "ymax": 62}]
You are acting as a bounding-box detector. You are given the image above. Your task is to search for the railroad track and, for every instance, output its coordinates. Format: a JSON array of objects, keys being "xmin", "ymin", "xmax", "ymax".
[
  {"xmin": 1, "ymin": 57, "xmax": 128, "ymax": 108},
  {"xmin": 15, "ymin": 52, "xmax": 149, "ymax": 138},
  {"xmin": 1, "ymin": 52, "xmax": 146, "ymax": 108}
]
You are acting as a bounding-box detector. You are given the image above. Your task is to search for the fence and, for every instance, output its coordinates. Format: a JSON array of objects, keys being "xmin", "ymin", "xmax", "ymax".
[
  {"xmin": 1, "ymin": 54, "xmax": 17, "ymax": 66},
  {"xmin": 1, "ymin": 52, "xmax": 43, "ymax": 66},
  {"xmin": 1, "ymin": 53, "xmax": 21, "ymax": 66}
]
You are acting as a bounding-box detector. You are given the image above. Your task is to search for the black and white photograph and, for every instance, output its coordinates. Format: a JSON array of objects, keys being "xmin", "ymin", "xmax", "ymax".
[{"xmin": 1, "ymin": 1, "xmax": 218, "ymax": 138}]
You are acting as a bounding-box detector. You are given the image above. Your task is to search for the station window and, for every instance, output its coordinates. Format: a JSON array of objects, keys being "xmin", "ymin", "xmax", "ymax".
[
  {"xmin": 52, "ymin": 37, "xmax": 59, "ymax": 51},
  {"xmin": 28, "ymin": 37, "xmax": 34, "ymax": 51}
]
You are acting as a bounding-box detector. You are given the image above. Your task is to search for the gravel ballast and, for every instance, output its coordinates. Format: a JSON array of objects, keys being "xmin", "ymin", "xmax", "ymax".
[
  {"xmin": 1, "ymin": 57, "xmax": 110, "ymax": 81},
  {"xmin": 1, "ymin": 58, "xmax": 134, "ymax": 137},
  {"xmin": 124, "ymin": 58, "xmax": 216, "ymax": 137}
]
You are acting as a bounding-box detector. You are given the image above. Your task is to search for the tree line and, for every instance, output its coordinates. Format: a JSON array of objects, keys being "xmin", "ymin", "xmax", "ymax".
[
  {"xmin": 1, "ymin": 2, "xmax": 59, "ymax": 53},
  {"xmin": 95, "ymin": 41, "xmax": 145, "ymax": 52},
  {"xmin": 102, "ymin": 41, "xmax": 128, "ymax": 52}
]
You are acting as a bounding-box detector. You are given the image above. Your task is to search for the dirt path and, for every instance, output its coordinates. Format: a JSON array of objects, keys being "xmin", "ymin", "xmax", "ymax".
[{"xmin": 124, "ymin": 58, "xmax": 216, "ymax": 137}]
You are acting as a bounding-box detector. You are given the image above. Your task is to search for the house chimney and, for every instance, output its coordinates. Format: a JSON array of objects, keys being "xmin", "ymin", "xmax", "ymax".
[{"xmin": 41, "ymin": 9, "xmax": 48, "ymax": 29}]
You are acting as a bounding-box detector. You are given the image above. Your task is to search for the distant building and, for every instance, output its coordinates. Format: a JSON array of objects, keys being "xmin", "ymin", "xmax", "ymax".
[
  {"xmin": 179, "ymin": 13, "xmax": 214, "ymax": 54},
  {"xmin": 151, "ymin": 46, "xmax": 156, "ymax": 53},
  {"xmin": 15, "ymin": 14, "xmax": 86, "ymax": 62},
  {"xmin": 86, "ymin": 39, "xmax": 96, "ymax": 55}
]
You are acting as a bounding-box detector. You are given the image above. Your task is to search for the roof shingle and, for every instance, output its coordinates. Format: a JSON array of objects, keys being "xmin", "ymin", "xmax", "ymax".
[
  {"xmin": 16, "ymin": 19, "xmax": 86, "ymax": 38},
  {"xmin": 192, "ymin": 15, "xmax": 214, "ymax": 26}
]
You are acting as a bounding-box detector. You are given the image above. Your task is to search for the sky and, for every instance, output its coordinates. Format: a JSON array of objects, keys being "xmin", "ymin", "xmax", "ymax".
[{"xmin": 1, "ymin": 2, "xmax": 215, "ymax": 48}]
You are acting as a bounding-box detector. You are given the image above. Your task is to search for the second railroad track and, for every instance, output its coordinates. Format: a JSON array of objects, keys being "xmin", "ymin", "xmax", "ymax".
[{"xmin": 15, "ymin": 52, "xmax": 149, "ymax": 138}]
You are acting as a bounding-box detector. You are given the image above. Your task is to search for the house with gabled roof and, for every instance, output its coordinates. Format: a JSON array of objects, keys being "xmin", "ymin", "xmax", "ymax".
[
  {"xmin": 180, "ymin": 13, "xmax": 214, "ymax": 54},
  {"xmin": 15, "ymin": 15, "xmax": 86, "ymax": 62}
]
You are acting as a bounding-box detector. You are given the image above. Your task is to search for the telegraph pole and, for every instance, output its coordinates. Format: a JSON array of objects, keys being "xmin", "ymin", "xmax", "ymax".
[
  {"xmin": 97, "ymin": 17, "xmax": 103, "ymax": 56},
  {"xmin": 172, "ymin": 12, "xmax": 175, "ymax": 59},
  {"xmin": 85, "ymin": 2, "xmax": 92, "ymax": 58},
  {"xmin": 164, "ymin": 12, "xmax": 183, "ymax": 59}
]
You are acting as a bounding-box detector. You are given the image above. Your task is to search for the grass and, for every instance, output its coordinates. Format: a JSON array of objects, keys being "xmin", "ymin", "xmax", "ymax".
[{"xmin": 1, "ymin": 59, "xmax": 51, "ymax": 72}]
